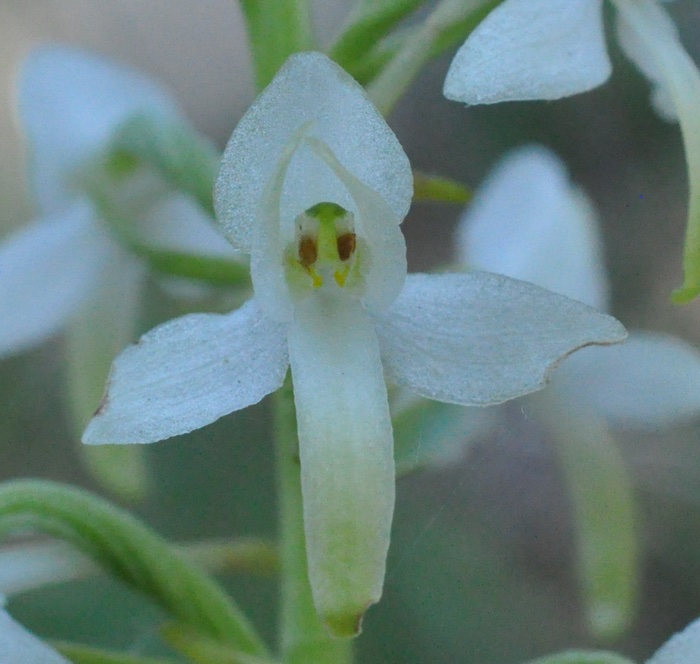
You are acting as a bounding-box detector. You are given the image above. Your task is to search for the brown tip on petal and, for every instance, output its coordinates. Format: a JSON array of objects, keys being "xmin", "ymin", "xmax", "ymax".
[
  {"xmin": 93, "ymin": 391, "xmax": 110, "ymax": 417},
  {"xmin": 323, "ymin": 602, "xmax": 372, "ymax": 638}
]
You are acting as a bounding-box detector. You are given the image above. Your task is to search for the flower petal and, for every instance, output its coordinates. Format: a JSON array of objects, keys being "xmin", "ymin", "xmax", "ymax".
[
  {"xmin": 82, "ymin": 298, "xmax": 289, "ymax": 444},
  {"xmin": 19, "ymin": 45, "xmax": 181, "ymax": 214},
  {"xmin": 375, "ymin": 273, "xmax": 627, "ymax": 406},
  {"xmin": 648, "ymin": 616, "xmax": 700, "ymax": 664},
  {"xmin": 0, "ymin": 608, "xmax": 69, "ymax": 663},
  {"xmin": 443, "ymin": 0, "xmax": 611, "ymax": 104},
  {"xmin": 0, "ymin": 200, "xmax": 111, "ymax": 357},
  {"xmin": 555, "ymin": 331, "xmax": 700, "ymax": 429},
  {"xmin": 214, "ymin": 51, "xmax": 412, "ymax": 253},
  {"xmin": 458, "ymin": 145, "xmax": 609, "ymax": 309},
  {"xmin": 288, "ymin": 294, "xmax": 394, "ymax": 636}
]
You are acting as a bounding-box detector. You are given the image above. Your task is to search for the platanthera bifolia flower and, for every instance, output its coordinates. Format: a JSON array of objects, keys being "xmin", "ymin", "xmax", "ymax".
[
  {"xmin": 83, "ymin": 52, "xmax": 626, "ymax": 636},
  {"xmin": 0, "ymin": 602, "xmax": 69, "ymax": 664},
  {"xmin": 443, "ymin": 0, "xmax": 700, "ymax": 301}
]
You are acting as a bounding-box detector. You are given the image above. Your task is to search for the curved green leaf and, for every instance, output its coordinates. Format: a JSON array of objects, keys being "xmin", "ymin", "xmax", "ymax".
[{"xmin": 0, "ymin": 480, "xmax": 268, "ymax": 656}]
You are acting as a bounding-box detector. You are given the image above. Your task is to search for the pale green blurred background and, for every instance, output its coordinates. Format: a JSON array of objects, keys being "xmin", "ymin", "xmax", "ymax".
[{"xmin": 1, "ymin": 2, "xmax": 700, "ymax": 662}]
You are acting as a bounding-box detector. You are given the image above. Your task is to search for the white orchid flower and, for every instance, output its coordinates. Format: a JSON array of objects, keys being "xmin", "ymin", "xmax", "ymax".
[
  {"xmin": 459, "ymin": 145, "xmax": 700, "ymax": 635},
  {"xmin": 83, "ymin": 52, "xmax": 626, "ymax": 635},
  {"xmin": 0, "ymin": 603, "xmax": 69, "ymax": 664},
  {"xmin": 444, "ymin": 0, "xmax": 700, "ymax": 301},
  {"xmin": 0, "ymin": 45, "xmax": 234, "ymax": 361}
]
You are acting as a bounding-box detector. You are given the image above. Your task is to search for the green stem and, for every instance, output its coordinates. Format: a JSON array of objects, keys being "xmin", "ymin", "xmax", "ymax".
[
  {"xmin": 367, "ymin": 0, "xmax": 493, "ymax": 115},
  {"xmin": 239, "ymin": 0, "xmax": 316, "ymax": 91},
  {"xmin": 412, "ymin": 171, "xmax": 472, "ymax": 204},
  {"xmin": 109, "ymin": 114, "xmax": 221, "ymax": 219},
  {"xmin": 274, "ymin": 379, "xmax": 352, "ymax": 664},
  {"xmin": 84, "ymin": 173, "xmax": 251, "ymax": 288},
  {"xmin": 328, "ymin": 0, "xmax": 426, "ymax": 71},
  {"xmin": 0, "ymin": 480, "xmax": 269, "ymax": 657}
]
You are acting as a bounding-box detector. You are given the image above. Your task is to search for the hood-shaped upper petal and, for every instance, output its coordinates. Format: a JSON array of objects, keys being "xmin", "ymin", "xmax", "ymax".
[
  {"xmin": 0, "ymin": 200, "xmax": 114, "ymax": 357},
  {"xmin": 19, "ymin": 45, "xmax": 181, "ymax": 214},
  {"xmin": 83, "ymin": 298, "xmax": 289, "ymax": 444},
  {"xmin": 0, "ymin": 608, "xmax": 70, "ymax": 664},
  {"xmin": 306, "ymin": 136, "xmax": 407, "ymax": 313},
  {"xmin": 375, "ymin": 273, "xmax": 626, "ymax": 406},
  {"xmin": 214, "ymin": 52, "xmax": 413, "ymax": 254},
  {"xmin": 459, "ymin": 145, "xmax": 609, "ymax": 310},
  {"xmin": 443, "ymin": 0, "xmax": 611, "ymax": 104}
]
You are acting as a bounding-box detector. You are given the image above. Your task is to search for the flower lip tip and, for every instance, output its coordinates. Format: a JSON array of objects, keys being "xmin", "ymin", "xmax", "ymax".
[{"xmin": 322, "ymin": 607, "xmax": 369, "ymax": 639}]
